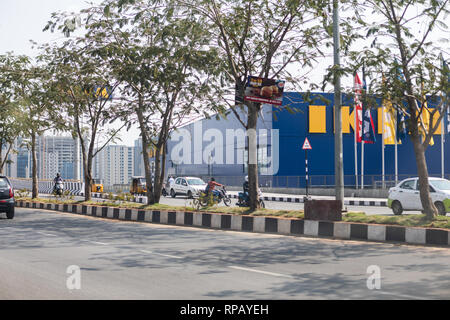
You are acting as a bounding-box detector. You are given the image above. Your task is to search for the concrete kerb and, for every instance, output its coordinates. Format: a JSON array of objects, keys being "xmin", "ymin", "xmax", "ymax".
[{"xmin": 17, "ymin": 200, "xmax": 450, "ymax": 248}]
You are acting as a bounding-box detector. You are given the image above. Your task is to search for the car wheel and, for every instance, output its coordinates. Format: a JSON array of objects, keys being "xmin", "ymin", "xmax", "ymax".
[
  {"xmin": 435, "ymin": 202, "xmax": 446, "ymax": 216},
  {"xmin": 187, "ymin": 191, "xmax": 193, "ymax": 199},
  {"xmin": 170, "ymin": 189, "xmax": 176, "ymax": 198},
  {"xmin": 6, "ymin": 206, "xmax": 14, "ymax": 219},
  {"xmin": 392, "ymin": 201, "xmax": 403, "ymax": 215}
]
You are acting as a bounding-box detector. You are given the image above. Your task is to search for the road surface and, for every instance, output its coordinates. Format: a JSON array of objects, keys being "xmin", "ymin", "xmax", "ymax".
[{"xmin": 0, "ymin": 207, "xmax": 448, "ymax": 299}]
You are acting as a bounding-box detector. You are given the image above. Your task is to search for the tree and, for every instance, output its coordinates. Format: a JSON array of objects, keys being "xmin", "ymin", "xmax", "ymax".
[
  {"xmin": 0, "ymin": 53, "xmax": 25, "ymax": 175},
  {"xmin": 0, "ymin": 53, "xmax": 66, "ymax": 198},
  {"xmin": 176, "ymin": 0, "xmax": 331, "ymax": 210},
  {"xmin": 48, "ymin": 0, "xmax": 222, "ymax": 204},
  {"xmin": 350, "ymin": 0, "xmax": 449, "ymax": 219},
  {"xmin": 39, "ymin": 39, "xmax": 125, "ymax": 201}
]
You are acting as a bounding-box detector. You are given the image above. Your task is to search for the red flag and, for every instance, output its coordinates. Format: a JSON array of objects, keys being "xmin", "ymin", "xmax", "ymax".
[{"xmin": 354, "ymin": 72, "xmax": 363, "ymax": 143}]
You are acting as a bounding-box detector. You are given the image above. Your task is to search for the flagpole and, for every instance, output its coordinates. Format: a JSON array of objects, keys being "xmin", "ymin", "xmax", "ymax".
[
  {"xmin": 442, "ymin": 116, "xmax": 445, "ymax": 178},
  {"xmin": 382, "ymin": 106, "xmax": 385, "ymax": 189},
  {"xmin": 355, "ymin": 105, "xmax": 358, "ymax": 189},
  {"xmin": 395, "ymin": 108, "xmax": 398, "ymax": 186},
  {"xmin": 361, "ymin": 140, "xmax": 364, "ymax": 189}
]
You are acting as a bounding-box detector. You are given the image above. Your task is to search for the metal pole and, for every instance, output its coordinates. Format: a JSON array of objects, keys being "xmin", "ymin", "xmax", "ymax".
[
  {"xmin": 361, "ymin": 141, "xmax": 364, "ymax": 189},
  {"xmin": 333, "ymin": 0, "xmax": 344, "ymax": 205},
  {"xmin": 305, "ymin": 149, "xmax": 309, "ymax": 197},
  {"xmin": 395, "ymin": 109, "xmax": 398, "ymax": 186},
  {"xmin": 382, "ymin": 107, "xmax": 385, "ymax": 189},
  {"xmin": 354, "ymin": 104, "xmax": 358, "ymax": 189},
  {"xmin": 442, "ymin": 116, "xmax": 445, "ymax": 178}
]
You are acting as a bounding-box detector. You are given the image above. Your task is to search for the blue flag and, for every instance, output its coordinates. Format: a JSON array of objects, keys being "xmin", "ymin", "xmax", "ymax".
[
  {"xmin": 397, "ymin": 108, "xmax": 407, "ymax": 142},
  {"xmin": 362, "ymin": 108, "xmax": 376, "ymax": 144}
]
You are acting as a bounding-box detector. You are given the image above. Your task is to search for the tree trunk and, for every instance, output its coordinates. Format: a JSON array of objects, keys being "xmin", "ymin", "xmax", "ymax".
[
  {"xmin": 84, "ymin": 157, "xmax": 92, "ymax": 202},
  {"xmin": 31, "ymin": 132, "xmax": 38, "ymax": 199},
  {"xmin": 152, "ymin": 146, "xmax": 163, "ymax": 204},
  {"xmin": 0, "ymin": 146, "xmax": 3, "ymax": 175},
  {"xmin": 142, "ymin": 140, "xmax": 154, "ymax": 204},
  {"xmin": 409, "ymin": 126, "xmax": 437, "ymax": 219},
  {"xmin": 247, "ymin": 102, "xmax": 260, "ymax": 211}
]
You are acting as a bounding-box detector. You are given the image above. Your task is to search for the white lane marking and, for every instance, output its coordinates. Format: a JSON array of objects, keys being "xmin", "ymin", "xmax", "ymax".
[
  {"xmin": 140, "ymin": 250, "xmax": 182, "ymax": 259},
  {"xmin": 228, "ymin": 266, "xmax": 294, "ymax": 279},
  {"xmin": 37, "ymin": 232, "xmax": 57, "ymax": 237},
  {"xmin": 376, "ymin": 290, "xmax": 427, "ymax": 300},
  {"xmin": 83, "ymin": 240, "xmax": 109, "ymax": 245}
]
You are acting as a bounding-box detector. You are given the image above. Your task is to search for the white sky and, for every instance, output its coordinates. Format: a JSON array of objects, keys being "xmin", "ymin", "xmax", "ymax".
[
  {"xmin": 1, "ymin": 1, "xmax": 447, "ymax": 147},
  {"xmin": 0, "ymin": 0, "xmax": 142, "ymax": 147}
]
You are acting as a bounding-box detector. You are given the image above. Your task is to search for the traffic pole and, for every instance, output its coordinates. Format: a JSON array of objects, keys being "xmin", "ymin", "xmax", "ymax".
[{"xmin": 305, "ymin": 149, "xmax": 308, "ymax": 197}]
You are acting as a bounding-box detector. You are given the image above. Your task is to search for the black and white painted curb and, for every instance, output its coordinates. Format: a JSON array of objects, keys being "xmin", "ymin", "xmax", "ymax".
[
  {"xmin": 11, "ymin": 179, "xmax": 84, "ymax": 196},
  {"xmin": 18, "ymin": 200, "xmax": 450, "ymax": 248},
  {"xmin": 91, "ymin": 192, "xmax": 388, "ymax": 207}
]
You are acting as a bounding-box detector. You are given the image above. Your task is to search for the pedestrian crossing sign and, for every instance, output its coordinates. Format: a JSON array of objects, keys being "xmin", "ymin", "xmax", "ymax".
[{"xmin": 302, "ymin": 138, "xmax": 312, "ymax": 150}]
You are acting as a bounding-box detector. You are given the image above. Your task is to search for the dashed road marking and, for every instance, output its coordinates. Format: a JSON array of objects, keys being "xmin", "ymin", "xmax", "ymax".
[
  {"xmin": 140, "ymin": 250, "xmax": 182, "ymax": 259},
  {"xmin": 228, "ymin": 266, "xmax": 294, "ymax": 279}
]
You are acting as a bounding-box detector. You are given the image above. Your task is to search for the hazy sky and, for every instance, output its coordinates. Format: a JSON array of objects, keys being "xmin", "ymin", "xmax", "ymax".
[
  {"xmin": 1, "ymin": 1, "xmax": 447, "ymax": 147},
  {"xmin": 0, "ymin": 0, "xmax": 141, "ymax": 146}
]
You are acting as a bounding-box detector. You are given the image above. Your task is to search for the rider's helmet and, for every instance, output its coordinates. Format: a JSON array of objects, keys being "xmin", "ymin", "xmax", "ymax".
[
  {"xmin": 210, "ymin": 177, "xmax": 215, "ymax": 181},
  {"xmin": 245, "ymin": 175, "xmax": 248, "ymax": 182},
  {"xmin": 56, "ymin": 172, "xmax": 61, "ymax": 177}
]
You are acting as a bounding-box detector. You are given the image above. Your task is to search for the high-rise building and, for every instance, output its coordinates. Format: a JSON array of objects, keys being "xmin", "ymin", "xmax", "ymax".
[
  {"xmin": 134, "ymin": 138, "xmax": 145, "ymax": 177},
  {"xmin": 93, "ymin": 145, "xmax": 134, "ymax": 186},
  {"xmin": 36, "ymin": 135, "xmax": 83, "ymax": 181}
]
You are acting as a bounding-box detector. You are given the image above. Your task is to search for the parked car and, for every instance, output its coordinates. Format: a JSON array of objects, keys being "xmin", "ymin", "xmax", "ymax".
[
  {"xmin": 0, "ymin": 176, "xmax": 15, "ymax": 219},
  {"xmin": 388, "ymin": 177, "xmax": 450, "ymax": 216},
  {"xmin": 170, "ymin": 177, "xmax": 207, "ymax": 198}
]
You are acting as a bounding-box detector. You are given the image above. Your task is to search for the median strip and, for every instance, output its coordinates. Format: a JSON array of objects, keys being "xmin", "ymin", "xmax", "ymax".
[{"xmin": 17, "ymin": 198, "xmax": 450, "ymax": 248}]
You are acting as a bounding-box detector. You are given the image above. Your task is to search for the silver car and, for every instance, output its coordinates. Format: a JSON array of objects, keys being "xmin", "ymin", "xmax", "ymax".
[{"xmin": 388, "ymin": 177, "xmax": 450, "ymax": 215}]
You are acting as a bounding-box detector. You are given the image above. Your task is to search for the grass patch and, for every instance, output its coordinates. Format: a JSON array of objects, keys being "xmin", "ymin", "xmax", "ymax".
[
  {"xmin": 18, "ymin": 197, "xmax": 449, "ymax": 229},
  {"xmin": 344, "ymin": 212, "xmax": 450, "ymax": 229}
]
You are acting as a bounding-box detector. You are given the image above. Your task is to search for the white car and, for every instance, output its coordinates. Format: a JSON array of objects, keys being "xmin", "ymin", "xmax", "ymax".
[
  {"xmin": 170, "ymin": 177, "xmax": 207, "ymax": 199},
  {"xmin": 388, "ymin": 177, "xmax": 450, "ymax": 216}
]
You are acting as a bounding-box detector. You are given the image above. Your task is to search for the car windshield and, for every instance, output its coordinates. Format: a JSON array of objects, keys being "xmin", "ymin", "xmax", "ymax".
[
  {"xmin": 187, "ymin": 178, "xmax": 205, "ymax": 185},
  {"xmin": 0, "ymin": 178, "xmax": 9, "ymax": 188},
  {"xmin": 430, "ymin": 179, "xmax": 450, "ymax": 190}
]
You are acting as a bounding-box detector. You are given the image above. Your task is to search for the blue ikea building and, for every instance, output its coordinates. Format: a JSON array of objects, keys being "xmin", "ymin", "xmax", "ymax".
[{"xmin": 165, "ymin": 92, "xmax": 450, "ymax": 188}]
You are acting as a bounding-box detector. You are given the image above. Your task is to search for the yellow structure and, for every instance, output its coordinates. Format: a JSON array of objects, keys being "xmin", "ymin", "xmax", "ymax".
[
  {"xmin": 92, "ymin": 179, "xmax": 104, "ymax": 193},
  {"xmin": 130, "ymin": 177, "xmax": 147, "ymax": 195}
]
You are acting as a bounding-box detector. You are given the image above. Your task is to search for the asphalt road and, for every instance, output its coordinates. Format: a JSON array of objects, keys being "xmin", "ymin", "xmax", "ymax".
[{"xmin": 0, "ymin": 207, "xmax": 448, "ymax": 299}]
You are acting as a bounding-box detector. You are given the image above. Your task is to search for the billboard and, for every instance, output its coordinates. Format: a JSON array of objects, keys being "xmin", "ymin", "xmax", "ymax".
[{"xmin": 244, "ymin": 76, "xmax": 285, "ymax": 106}]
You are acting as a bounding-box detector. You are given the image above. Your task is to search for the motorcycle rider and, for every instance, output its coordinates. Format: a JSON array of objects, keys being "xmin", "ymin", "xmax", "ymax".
[
  {"xmin": 205, "ymin": 177, "xmax": 223, "ymax": 198},
  {"xmin": 242, "ymin": 175, "xmax": 249, "ymax": 202},
  {"xmin": 53, "ymin": 173, "xmax": 64, "ymax": 193}
]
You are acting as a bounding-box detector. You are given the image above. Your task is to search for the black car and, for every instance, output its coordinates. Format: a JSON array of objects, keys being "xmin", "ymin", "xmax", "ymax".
[{"xmin": 0, "ymin": 176, "xmax": 14, "ymax": 219}]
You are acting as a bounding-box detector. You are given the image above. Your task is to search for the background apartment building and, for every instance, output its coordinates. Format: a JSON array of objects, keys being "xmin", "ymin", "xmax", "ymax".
[
  {"xmin": 93, "ymin": 145, "xmax": 134, "ymax": 186},
  {"xmin": 37, "ymin": 136, "xmax": 83, "ymax": 181}
]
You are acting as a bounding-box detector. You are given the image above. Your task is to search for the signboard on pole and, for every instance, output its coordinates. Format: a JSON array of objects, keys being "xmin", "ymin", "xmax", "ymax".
[
  {"xmin": 302, "ymin": 137, "xmax": 312, "ymax": 150},
  {"xmin": 244, "ymin": 76, "xmax": 285, "ymax": 106}
]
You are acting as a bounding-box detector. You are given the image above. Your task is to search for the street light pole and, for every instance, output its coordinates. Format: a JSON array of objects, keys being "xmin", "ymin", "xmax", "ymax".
[{"xmin": 333, "ymin": 0, "xmax": 344, "ymax": 207}]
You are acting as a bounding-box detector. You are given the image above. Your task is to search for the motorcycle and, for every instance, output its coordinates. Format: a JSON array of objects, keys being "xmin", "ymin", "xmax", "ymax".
[
  {"xmin": 53, "ymin": 181, "xmax": 64, "ymax": 196},
  {"xmin": 236, "ymin": 188, "xmax": 265, "ymax": 208},
  {"xmin": 193, "ymin": 186, "xmax": 231, "ymax": 209}
]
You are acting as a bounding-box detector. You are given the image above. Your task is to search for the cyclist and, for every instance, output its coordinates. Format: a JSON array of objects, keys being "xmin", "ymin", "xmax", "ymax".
[{"xmin": 205, "ymin": 177, "xmax": 223, "ymax": 198}]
